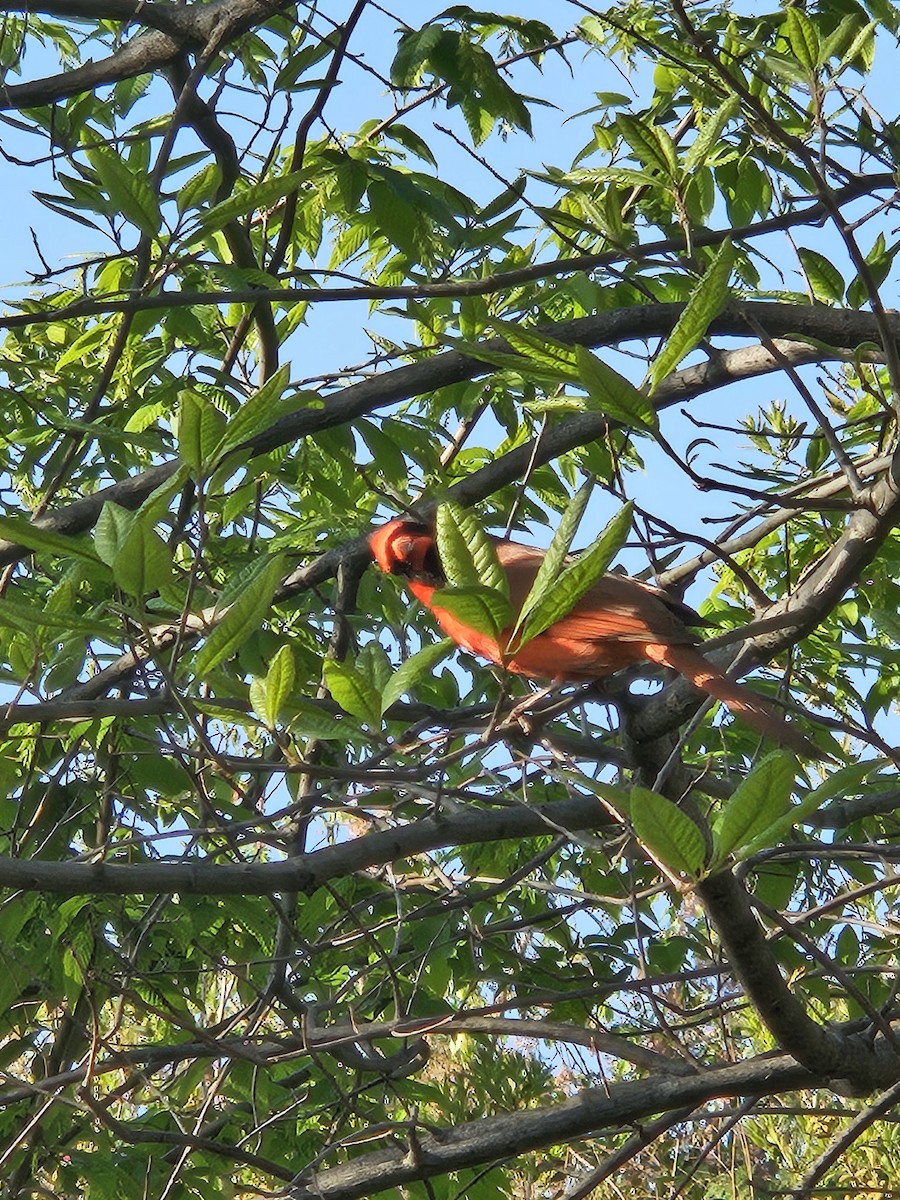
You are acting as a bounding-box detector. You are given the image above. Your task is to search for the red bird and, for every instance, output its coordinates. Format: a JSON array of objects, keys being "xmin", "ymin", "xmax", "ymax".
[{"xmin": 369, "ymin": 517, "xmax": 817, "ymax": 756}]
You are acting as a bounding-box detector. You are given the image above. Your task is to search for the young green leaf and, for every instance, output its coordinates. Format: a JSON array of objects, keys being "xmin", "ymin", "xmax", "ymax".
[
  {"xmin": 649, "ymin": 239, "xmax": 735, "ymax": 392},
  {"xmin": 258, "ymin": 643, "xmax": 295, "ymax": 729},
  {"xmin": 785, "ymin": 7, "xmax": 820, "ymax": 72},
  {"xmin": 514, "ymin": 502, "xmax": 633, "ymax": 650},
  {"xmin": 576, "ymin": 346, "xmax": 658, "ymax": 431},
  {"xmin": 86, "ymin": 145, "xmax": 162, "ymax": 237},
  {"xmin": 178, "ymin": 391, "xmax": 227, "ymax": 475},
  {"xmin": 510, "ymin": 477, "xmax": 594, "ymax": 640},
  {"xmin": 323, "ymin": 658, "xmax": 381, "ymax": 727},
  {"xmin": 797, "ymin": 248, "xmax": 845, "ymax": 304},
  {"xmin": 435, "ymin": 503, "xmax": 508, "ymax": 597},
  {"xmin": 712, "ymin": 751, "xmax": 796, "ymax": 865},
  {"xmin": 683, "ymin": 95, "xmax": 740, "ymax": 173},
  {"xmin": 631, "ymin": 787, "xmax": 707, "ymax": 881},
  {"xmin": 491, "ymin": 321, "xmax": 580, "ymax": 378},
  {"xmin": 211, "ymin": 364, "xmax": 293, "ymax": 460}
]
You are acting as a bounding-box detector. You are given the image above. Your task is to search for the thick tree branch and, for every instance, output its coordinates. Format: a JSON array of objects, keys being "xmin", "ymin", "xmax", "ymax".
[
  {"xmin": 0, "ymin": 303, "xmax": 876, "ymax": 570},
  {"xmin": 631, "ymin": 468, "xmax": 900, "ymax": 744},
  {"xmin": 0, "ymin": 0, "xmax": 294, "ymax": 107},
  {"xmin": 0, "ymin": 794, "xmax": 608, "ymax": 894},
  {"xmin": 697, "ymin": 869, "xmax": 900, "ymax": 1092},
  {"xmin": 282, "ymin": 1054, "xmax": 817, "ymax": 1200}
]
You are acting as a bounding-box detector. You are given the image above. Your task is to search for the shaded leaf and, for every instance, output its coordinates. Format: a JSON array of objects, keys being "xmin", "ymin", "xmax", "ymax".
[
  {"xmin": 381, "ymin": 638, "xmax": 454, "ymax": 714},
  {"xmin": 195, "ymin": 556, "xmax": 284, "ymax": 677}
]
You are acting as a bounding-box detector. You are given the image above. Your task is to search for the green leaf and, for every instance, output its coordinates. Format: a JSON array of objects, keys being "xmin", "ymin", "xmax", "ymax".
[
  {"xmin": 195, "ymin": 555, "xmax": 284, "ymax": 677},
  {"xmin": 0, "ymin": 598, "xmax": 117, "ymax": 640},
  {"xmin": 429, "ymin": 585, "xmax": 511, "ymax": 642},
  {"xmin": 252, "ymin": 643, "xmax": 295, "ymax": 729},
  {"xmin": 837, "ymin": 18, "xmax": 878, "ymax": 72},
  {"xmin": 248, "ymin": 676, "xmax": 269, "ymax": 727},
  {"xmin": 576, "ymin": 346, "xmax": 658, "ymax": 431},
  {"xmin": 94, "ymin": 502, "xmax": 134, "ymax": 567},
  {"xmin": 514, "ymin": 502, "xmax": 633, "ymax": 650},
  {"xmin": 649, "ymin": 239, "xmax": 735, "ymax": 391},
  {"xmin": 739, "ymin": 759, "xmax": 884, "ymax": 860},
  {"xmin": 569, "ymin": 166, "xmax": 661, "ymax": 188},
  {"xmin": 196, "ymin": 171, "xmax": 309, "ymax": 232},
  {"xmin": 631, "ymin": 787, "xmax": 707, "ymax": 880},
  {"xmin": 477, "ymin": 176, "xmax": 526, "ymax": 221},
  {"xmin": 323, "ymin": 658, "xmax": 381, "ymax": 726},
  {"xmin": 391, "ymin": 24, "xmax": 445, "ymax": 87},
  {"xmin": 265, "ymin": 644, "xmax": 295, "ymax": 726},
  {"xmin": 55, "ymin": 321, "xmax": 114, "ymax": 371},
  {"xmin": 177, "ymin": 391, "xmax": 227, "ymax": 474},
  {"xmin": 712, "ymin": 752, "xmax": 796, "ymax": 864},
  {"xmin": 211, "ymin": 366, "xmax": 308, "ymax": 460},
  {"xmin": 449, "ymin": 338, "xmax": 576, "ymax": 385},
  {"xmin": 435, "ymin": 503, "xmax": 509, "ymax": 598},
  {"xmin": 846, "ymin": 233, "xmax": 897, "ymax": 309},
  {"xmin": 287, "ymin": 699, "xmax": 365, "ymax": 740},
  {"xmin": 617, "ymin": 114, "xmax": 676, "ymax": 177},
  {"xmin": 112, "ymin": 520, "xmax": 172, "ymax": 597},
  {"xmin": 492, "ymin": 321, "xmax": 579, "ymax": 379},
  {"xmin": 510, "ymin": 477, "xmax": 594, "ymax": 639},
  {"xmin": 784, "ymin": 7, "xmax": 820, "ymax": 72},
  {"xmin": 86, "ymin": 144, "xmax": 162, "ymax": 237},
  {"xmin": 380, "ymin": 638, "xmax": 453, "ymax": 714},
  {"xmin": 683, "ymin": 95, "xmax": 740, "ymax": 173},
  {"xmin": 0, "ymin": 515, "xmax": 102, "ymax": 566},
  {"xmin": 176, "ymin": 163, "xmax": 221, "ymax": 215},
  {"xmin": 797, "ymin": 247, "xmax": 844, "ymax": 304}
]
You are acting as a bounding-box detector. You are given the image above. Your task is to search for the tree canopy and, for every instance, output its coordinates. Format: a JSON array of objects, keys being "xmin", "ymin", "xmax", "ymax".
[{"xmin": 2, "ymin": 1, "xmax": 900, "ymax": 1197}]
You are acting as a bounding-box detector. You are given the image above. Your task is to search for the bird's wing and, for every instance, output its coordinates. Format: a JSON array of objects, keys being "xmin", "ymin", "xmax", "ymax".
[{"xmin": 493, "ymin": 539, "xmax": 695, "ymax": 646}]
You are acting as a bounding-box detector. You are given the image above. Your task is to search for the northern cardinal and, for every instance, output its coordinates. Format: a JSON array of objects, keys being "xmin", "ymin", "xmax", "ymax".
[{"xmin": 370, "ymin": 517, "xmax": 817, "ymax": 756}]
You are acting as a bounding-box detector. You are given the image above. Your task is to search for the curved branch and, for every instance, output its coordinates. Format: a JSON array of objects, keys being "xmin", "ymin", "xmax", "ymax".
[
  {"xmin": 631, "ymin": 467, "xmax": 900, "ymax": 744},
  {"xmin": 0, "ymin": 303, "xmax": 885, "ymax": 572},
  {"xmin": 697, "ymin": 868, "xmax": 900, "ymax": 1092},
  {"xmin": 0, "ymin": 0, "xmax": 294, "ymax": 107}
]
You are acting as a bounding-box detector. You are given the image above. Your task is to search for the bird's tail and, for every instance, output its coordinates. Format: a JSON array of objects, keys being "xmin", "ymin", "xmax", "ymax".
[{"xmin": 643, "ymin": 641, "xmax": 821, "ymax": 758}]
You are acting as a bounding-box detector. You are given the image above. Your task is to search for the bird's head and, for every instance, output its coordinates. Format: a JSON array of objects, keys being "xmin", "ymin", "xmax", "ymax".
[{"xmin": 369, "ymin": 519, "xmax": 443, "ymax": 583}]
